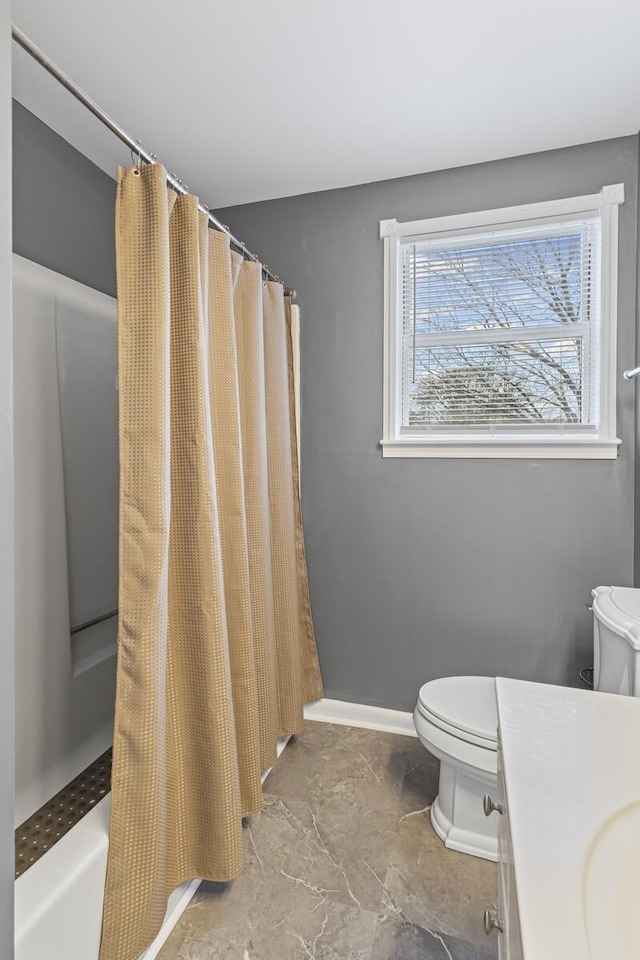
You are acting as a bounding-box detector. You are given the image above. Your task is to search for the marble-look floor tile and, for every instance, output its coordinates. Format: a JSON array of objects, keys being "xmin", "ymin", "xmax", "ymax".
[
  {"xmin": 158, "ymin": 873, "xmax": 378, "ymax": 960},
  {"xmin": 264, "ymin": 723, "xmax": 409, "ymax": 806},
  {"xmin": 370, "ymin": 916, "xmax": 498, "ymax": 960},
  {"xmin": 382, "ymin": 807, "xmax": 498, "ymax": 946},
  {"xmin": 256, "ymin": 794, "xmax": 393, "ymax": 914},
  {"xmin": 396, "ymin": 741, "xmax": 440, "ymax": 817},
  {"xmin": 261, "ymin": 724, "xmax": 417, "ymax": 914},
  {"xmin": 158, "ymin": 722, "xmax": 499, "ymax": 960}
]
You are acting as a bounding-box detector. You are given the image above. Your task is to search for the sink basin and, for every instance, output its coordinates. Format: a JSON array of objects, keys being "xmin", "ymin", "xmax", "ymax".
[{"xmin": 583, "ymin": 800, "xmax": 640, "ymax": 959}]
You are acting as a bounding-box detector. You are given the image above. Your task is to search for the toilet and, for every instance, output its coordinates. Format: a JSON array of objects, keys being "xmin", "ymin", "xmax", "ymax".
[
  {"xmin": 591, "ymin": 585, "xmax": 640, "ymax": 695},
  {"xmin": 414, "ymin": 676, "xmax": 500, "ymax": 861},
  {"xmin": 414, "ymin": 585, "xmax": 640, "ymax": 863}
]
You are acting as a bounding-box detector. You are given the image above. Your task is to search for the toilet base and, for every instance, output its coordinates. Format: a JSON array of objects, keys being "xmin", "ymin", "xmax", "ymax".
[{"xmin": 429, "ymin": 760, "xmax": 499, "ymax": 862}]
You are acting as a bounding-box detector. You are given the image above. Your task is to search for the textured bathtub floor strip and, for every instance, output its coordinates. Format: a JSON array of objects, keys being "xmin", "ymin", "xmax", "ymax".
[{"xmin": 15, "ymin": 748, "xmax": 112, "ymax": 879}]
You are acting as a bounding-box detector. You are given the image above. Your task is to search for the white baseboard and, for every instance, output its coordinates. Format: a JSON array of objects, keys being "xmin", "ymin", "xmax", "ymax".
[{"xmin": 304, "ymin": 697, "xmax": 417, "ymax": 738}]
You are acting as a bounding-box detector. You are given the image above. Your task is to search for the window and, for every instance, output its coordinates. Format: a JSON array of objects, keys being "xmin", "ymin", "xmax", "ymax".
[{"xmin": 380, "ymin": 185, "xmax": 623, "ymax": 458}]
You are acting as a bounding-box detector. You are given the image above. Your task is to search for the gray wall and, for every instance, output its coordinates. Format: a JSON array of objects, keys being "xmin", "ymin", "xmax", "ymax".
[
  {"xmin": 0, "ymin": 0, "xmax": 15, "ymax": 952},
  {"xmin": 220, "ymin": 138, "xmax": 638, "ymax": 711},
  {"xmin": 636, "ymin": 132, "xmax": 640, "ymax": 588},
  {"xmin": 11, "ymin": 104, "xmax": 639, "ymax": 712},
  {"xmin": 13, "ymin": 101, "xmax": 116, "ymax": 297}
]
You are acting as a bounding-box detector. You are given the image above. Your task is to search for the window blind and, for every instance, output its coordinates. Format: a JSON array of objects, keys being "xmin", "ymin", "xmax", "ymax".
[{"xmin": 399, "ymin": 217, "xmax": 601, "ymax": 433}]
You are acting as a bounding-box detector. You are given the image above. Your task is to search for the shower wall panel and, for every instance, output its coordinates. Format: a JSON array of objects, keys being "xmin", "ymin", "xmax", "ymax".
[{"xmin": 13, "ymin": 254, "xmax": 118, "ymax": 825}]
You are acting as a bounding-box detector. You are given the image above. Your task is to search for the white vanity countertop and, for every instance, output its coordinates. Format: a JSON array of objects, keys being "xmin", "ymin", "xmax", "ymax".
[{"xmin": 495, "ymin": 677, "xmax": 640, "ymax": 960}]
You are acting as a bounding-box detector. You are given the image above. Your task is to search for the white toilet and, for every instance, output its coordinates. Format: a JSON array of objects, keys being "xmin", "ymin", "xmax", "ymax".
[
  {"xmin": 414, "ymin": 585, "xmax": 640, "ymax": 863},
  {"xmin": 413, "ymin": 675, "xmax": 499, "ymax": 861},
  {"xmin": 592, "ymin": 585, "xmax": 640, "ymax": 695}
]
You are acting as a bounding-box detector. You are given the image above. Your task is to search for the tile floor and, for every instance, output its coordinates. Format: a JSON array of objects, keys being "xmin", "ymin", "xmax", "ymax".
[{"xmin": 158, "ymin": 722, "xmax": 498, "ymax": 960}]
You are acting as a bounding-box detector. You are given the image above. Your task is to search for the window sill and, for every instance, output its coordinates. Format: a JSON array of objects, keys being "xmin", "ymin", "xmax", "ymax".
[{"xmin": 380, "ymin": 437, "xmax": 622, "ymax": 459}]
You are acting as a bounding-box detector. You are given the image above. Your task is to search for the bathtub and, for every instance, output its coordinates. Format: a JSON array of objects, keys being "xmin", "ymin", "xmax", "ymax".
[
  {"xmin": 12, "ymin": 253, "xmax": 186, "ymax": 959},
  {"xmin": 14, "ymin": 794, "xmax": 201, "ymax": 960},
  {"xmin": 16, "ymin": 738, "xmax": 290, "ymax": 959},
  {"xmin": 12, "ymin": 257, "xmax": 291, "ymax": 957},
  {"xmin": 15, "ymin": 792, "xmax": 204, "ymax": 960}
]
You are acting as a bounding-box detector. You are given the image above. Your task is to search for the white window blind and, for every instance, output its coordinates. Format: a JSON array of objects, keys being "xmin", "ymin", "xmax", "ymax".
[
  {"xmin": 380, "ymin": 186, "xmax": 622, "ymax": 458},
  {"xmin": 399, "ymin": 218, "xmax": 601, "ymax": 433}
]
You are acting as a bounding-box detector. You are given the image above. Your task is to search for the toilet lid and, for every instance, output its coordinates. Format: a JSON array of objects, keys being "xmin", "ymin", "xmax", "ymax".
[
  {"xmin": 417, "ymin": 676, "xmax": 497, "ymax": 744},
  {"xmin": 592, "ymin": 586, "xmax": 640, "ymax": 650}
]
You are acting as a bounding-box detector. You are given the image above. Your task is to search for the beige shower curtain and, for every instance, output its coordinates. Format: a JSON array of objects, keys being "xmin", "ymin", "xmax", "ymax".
[{"xmin": 100, "ymin": 163, "xmax": 323, "ymax": 960}]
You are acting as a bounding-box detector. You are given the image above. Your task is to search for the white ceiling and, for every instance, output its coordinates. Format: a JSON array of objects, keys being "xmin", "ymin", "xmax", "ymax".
[{"xmin": 11, "ymin": 0, "xmax": 640, "ymax": 208}]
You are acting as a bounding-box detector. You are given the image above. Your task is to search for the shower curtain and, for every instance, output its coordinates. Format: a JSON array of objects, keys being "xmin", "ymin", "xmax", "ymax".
[{"xmin": 100, "ymin": 163, "xmax": 323, "ymax": 960}]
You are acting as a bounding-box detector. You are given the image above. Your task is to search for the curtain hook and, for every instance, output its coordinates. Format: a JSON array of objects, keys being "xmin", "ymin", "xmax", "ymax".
[{"xmin": 131, "ymin": 140, "xmax": 143, "ymax": 175}]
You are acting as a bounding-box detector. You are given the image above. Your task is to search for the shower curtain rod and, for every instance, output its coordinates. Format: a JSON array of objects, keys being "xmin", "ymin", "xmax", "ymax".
[{"xmin": 11, "ymin": 23, "xmax": 295, "ymax": 297}]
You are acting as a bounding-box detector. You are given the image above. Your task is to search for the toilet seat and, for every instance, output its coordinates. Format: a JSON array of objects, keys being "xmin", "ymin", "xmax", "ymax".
[{"xmin": 416, "ymin": 676, "xmax": 497, "ymax": 750}]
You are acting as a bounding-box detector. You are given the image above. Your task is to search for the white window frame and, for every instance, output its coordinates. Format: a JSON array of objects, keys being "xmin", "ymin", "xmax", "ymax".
[{"xmin": 380, "ymin": 184, "xmax": 624, "ymax": 459}]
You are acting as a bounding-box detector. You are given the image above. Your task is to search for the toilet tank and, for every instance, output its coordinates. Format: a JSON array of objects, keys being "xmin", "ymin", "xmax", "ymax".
[{"xmin": 592, "ymin": 586, "xmax": 640, "ymax": 696}]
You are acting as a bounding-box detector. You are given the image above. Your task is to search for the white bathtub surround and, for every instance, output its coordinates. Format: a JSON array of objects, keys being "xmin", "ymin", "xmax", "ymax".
[
  {"xmin": 13, "ymin": 256, "xmax": 118, "ymax": 825},
  {"xmin": 495, "ymin": 678, "xmax": 640, "ymax": 959},
  {"xmin": 303, "ymin": 697, "xmax": 417, "ymax": 737},
  {"xmin": 15, "ymin": 737, "xmax": 290, "ymax": 960}
]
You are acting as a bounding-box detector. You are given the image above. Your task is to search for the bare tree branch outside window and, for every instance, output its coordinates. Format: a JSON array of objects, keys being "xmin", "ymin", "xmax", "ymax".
[{"xmin": 404, "ymin": 233, "xmax": 589, "ymax": 427}]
